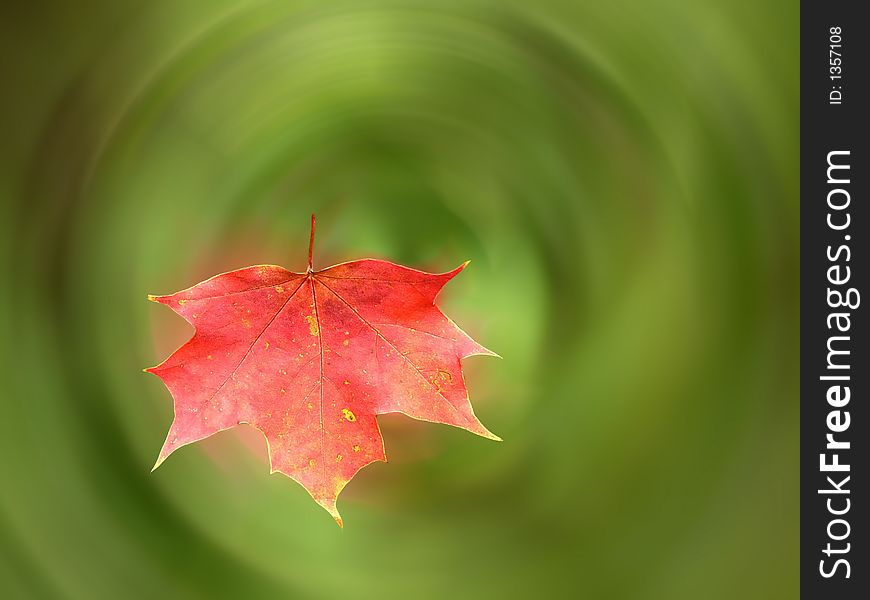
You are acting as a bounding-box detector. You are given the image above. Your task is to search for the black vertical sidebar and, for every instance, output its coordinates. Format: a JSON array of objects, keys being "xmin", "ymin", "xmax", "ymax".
[{"xmin": 801, "ymin": 3, "xmax": 868, "ymax": 598}]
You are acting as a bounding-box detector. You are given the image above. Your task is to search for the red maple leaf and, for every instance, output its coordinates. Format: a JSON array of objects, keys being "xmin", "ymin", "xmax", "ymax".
[{"xmin": 146, "ymin": 216, "xmax": 499, "ymax": 525}]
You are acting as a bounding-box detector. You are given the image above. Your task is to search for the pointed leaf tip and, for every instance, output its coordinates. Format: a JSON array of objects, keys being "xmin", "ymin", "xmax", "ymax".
[
  {"xmin": 315, "ymin": 497, "xmax": 344, "ymax": 526},
  {"xmin": 441, "ymin": 260, "xmax": 471, "ymax": 282},
  {"xmin": 477, "ymin": 426, "xmax": 503, "ymax": 442}
]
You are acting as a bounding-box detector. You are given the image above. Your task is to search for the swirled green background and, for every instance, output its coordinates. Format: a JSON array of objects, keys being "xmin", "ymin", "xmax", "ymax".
[{"xmin": 1, "ymin": 1, "xmax": 798, "ymax": 598}]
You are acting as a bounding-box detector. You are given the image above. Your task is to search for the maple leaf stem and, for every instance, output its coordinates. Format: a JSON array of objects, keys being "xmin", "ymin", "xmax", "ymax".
[{"xmin": 308, "ymin": 213, "xmax": 316, "ymax": 271}]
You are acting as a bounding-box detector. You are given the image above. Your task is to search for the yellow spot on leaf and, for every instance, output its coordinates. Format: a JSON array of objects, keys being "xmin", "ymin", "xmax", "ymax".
[
  {"xmin": 276, "ymin": 286, "xmax": 284, "ymax": 293},
  {"xmin": 343, "ymin": 380, "xmax": 350, "ymax": 385},
  {"xmin": 342, "ymin": 339, "xmax": 349, "ymax": 346},
  {"xmin": 308, "ymin": 458, "xmax": 316, "ymax": 468},
  {"xmin": 431, "ymin": 369, "xmax": 453, "ymax": 391},
  {"xmin": 341, "ymin": 408, "xmax": 356, "ymax": 422},
  {"xmin": 177, "ymin": 299, "xmax": 187, "ymax": 306},
  {"xmin": 307, "ymin": 402, "xmax": 314, "ymax": 410},
  {"xmin": 241, "ymin": 318, "xmax": 251, "ymax": 328},
  {"xmin": 305, "ymin": 315, "xmax": 319, "ymax": 336},
  {"xmin": 336, "ymin": 454, "xmax": 343, "ymax": 462},
  {"xmin": 207, "ymin": 354, "xmax": 213, "ymax": 360},
  {"xmin": 264, "ymin": 341, "xmax": 270, "ymax": 349},
  {"xmin": 352, "ymin": 445, "xmax": 361, "ymax": 452}
]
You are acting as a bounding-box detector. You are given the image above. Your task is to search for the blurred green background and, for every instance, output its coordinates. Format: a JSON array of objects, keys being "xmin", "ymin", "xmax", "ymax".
[{"xmin": 0, "ymin": 0, "xmax": 798, "ymax": 598}]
